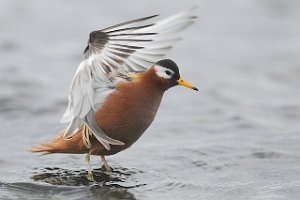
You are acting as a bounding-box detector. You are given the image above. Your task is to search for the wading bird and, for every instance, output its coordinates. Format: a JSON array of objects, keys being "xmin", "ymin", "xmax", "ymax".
[{"xmin": 30, "ymin": 8, "xmax": 198, "ymax": 180}]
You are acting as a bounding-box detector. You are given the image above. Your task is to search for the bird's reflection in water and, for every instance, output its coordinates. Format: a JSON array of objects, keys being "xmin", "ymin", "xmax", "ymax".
[
  {"xmin": 31, "ymin": 167, "xmax": 145, "ymax": 199},
  {"xmin": 89, "ymin": 184, "xmax": 136, "ymax": 200}
]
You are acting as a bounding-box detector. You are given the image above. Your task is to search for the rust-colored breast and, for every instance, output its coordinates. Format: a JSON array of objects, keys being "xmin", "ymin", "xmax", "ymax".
[{"xmin": 93, "ymin": 68, "xmax": 166, "ymax": 155}]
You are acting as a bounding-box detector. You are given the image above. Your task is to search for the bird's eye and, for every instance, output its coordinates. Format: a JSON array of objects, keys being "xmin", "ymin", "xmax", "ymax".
[{"xmin": 165, "ymin": 70, "xmax": 172, "ymax": 75}]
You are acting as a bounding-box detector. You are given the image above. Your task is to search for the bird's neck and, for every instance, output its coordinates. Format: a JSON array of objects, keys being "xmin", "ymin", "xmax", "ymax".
[{"xmin": 141, "ymin": 67, "xmax": 170, "ymax": 93}]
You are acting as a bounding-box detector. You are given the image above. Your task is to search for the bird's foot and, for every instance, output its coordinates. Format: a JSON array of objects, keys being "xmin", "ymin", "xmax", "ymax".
[
  {"xmin": 102, "ymin": 165, "xmax": 112, "ymax": 175},
  {"xmin": 86, "ymin": 170, "xmax": 94, "ymax": 181},
  {"xmin": 101, "ymin": 155, "xmax": 112, "ymax": 175}
]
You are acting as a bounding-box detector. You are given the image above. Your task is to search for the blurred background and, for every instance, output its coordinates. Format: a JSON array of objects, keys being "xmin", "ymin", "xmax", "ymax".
[{"xmin": 0, "ymin": 0, "xmax": 300, "ymax": 199}]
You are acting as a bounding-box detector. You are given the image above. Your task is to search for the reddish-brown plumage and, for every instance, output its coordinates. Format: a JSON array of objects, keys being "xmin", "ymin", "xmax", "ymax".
[
  {"xmin": 29, "ymin": 131, "xmax": 88, "ymax": 154},
  {"xmin": 30, "ymin": 67, "xmax": 169, "ymax": 156}
]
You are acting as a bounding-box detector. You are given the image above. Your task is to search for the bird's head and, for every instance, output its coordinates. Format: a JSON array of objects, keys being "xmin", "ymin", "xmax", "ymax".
[{"xmin": 153, "ymin": 59, "xmax": 198, "ymax": 91}]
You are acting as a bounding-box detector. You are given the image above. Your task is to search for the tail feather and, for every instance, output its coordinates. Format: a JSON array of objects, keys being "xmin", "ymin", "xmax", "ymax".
[
  {"xmin": 28, "ymin": 144, "xmax": 52, "ymax": 155},
  {"xmin": 29, "ymin": 131, "xmax": 88, "ymax": 154}
]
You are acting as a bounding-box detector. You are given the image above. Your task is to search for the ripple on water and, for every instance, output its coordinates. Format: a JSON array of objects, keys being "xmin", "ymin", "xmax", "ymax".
[
  {"xmin": 252, "ymin": 151, "xmax": 283, "ymax": 159},
  {"xmin": 1, "ymin": 181, "xmax": 137, "ymax": 200},
  {"xmin": 1, "ymin": 167, "xmax": 145, "ymax": 200},
  {"xmin": 31, "ymin": 167, "xmax": 145, "ymax": 188}
]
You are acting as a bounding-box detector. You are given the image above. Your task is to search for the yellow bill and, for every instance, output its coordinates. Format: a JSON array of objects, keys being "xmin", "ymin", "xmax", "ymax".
[{"xmin": 177, "ymin": 78, "xmax": 198, "ymax": 91}]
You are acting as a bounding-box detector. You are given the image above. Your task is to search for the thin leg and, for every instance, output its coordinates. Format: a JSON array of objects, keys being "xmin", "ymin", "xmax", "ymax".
[
  {"xmin": 100, "ymin": 155, "xmax": 112, "ymax": 173},
  {"xmin": 85, "ymin": 153, "xmax": 94, "ymax": 181}
]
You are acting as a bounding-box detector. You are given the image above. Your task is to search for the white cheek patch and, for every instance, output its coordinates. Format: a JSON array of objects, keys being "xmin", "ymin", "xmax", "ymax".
[{"xmin": 154, "ymin": 65, "xmax": 174, "ymax": 79}]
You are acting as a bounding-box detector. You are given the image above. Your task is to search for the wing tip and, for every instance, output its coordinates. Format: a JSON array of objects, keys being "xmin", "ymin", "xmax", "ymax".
[{"xmin": 146, "ymin": 14, "xmax": 160, "ymax": 20}]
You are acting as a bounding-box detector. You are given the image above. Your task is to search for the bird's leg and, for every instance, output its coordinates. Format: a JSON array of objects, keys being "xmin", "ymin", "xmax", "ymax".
[
  {"xmin": 100, "ymin": 155, "xmax": 112, "ymax": 174},
  {"xmin": 85, "ymin": 153, "xmax": 94, "ymax": 181}
]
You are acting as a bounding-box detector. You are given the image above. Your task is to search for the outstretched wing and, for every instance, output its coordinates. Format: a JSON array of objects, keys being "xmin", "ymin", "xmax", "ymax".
[{"xmin": 61, "ymin": 7, "xmax": 197, "ymax": 147}]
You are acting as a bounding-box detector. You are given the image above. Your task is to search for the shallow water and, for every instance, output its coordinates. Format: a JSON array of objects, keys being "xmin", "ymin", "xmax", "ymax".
[{"xmin": 1, "ymin": 0, "xmax": 300, "ymax": 199}]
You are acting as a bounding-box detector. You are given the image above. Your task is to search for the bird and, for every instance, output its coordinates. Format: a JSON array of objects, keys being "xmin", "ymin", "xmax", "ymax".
[{"xmin": 30, "ymin": 8, "xmax": 198, "ymax": 181}]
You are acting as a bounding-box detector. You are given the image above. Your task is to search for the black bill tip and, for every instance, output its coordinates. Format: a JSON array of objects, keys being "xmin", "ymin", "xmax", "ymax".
[{"xmin": 192, "ymin": 87, "xmax": 198, "ymax": 91}]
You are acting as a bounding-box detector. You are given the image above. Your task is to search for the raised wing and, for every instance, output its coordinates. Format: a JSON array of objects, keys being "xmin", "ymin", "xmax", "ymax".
[{"xmin": 61, "ymin": 7, "xmax": 197, "ymax": 148}]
